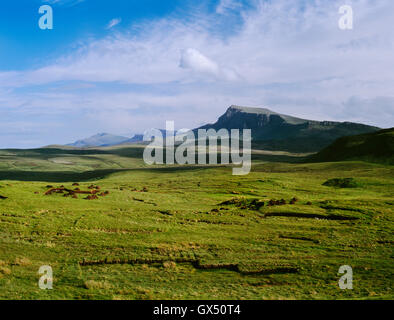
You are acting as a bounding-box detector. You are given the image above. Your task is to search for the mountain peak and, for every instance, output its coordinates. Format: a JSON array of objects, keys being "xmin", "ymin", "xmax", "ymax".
[
  {"xmin": 67, "ymin": 133, "xmax": 130, "ymax": 148},
  {"xmin": 227, "ymin": 105, "xmax": 277, "ymax": 115},
  {"xmin": 224, "ymin": 105, "xmax": 309, "ymax": 125}
]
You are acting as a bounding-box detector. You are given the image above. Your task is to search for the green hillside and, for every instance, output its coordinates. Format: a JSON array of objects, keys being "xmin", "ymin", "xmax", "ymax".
[
  {"xmin": 0, "ymin": 142, "xmax": 393, "ymax": 299},
  {"xmin": 0, "ymin": 159, "xmax": 393, "ymax": 300},
  {"xmin": 309, "ymin": 128, "xmax": 394, "ymax": 165}
]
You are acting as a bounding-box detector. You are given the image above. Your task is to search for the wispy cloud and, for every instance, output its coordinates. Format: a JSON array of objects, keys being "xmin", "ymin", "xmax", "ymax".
[
  {"xmin": 216, "ymin": 0, "xmax": 242, "ymax": 14},
  {"xmin": 106, "ymin": 18, "xmax": 122, "ymax": 30},
  {"xmin": 42, "ymin": 0, "xmax": 85, "ymax": 6}
]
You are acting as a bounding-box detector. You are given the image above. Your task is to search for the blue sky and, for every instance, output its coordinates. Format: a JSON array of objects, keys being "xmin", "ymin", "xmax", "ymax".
[
  {"xmin": 0, "ymin": 0, "xmax": 393, "ymax": 148},
  {"xmin": 0, "ymin": 0, "xmax": 191, "ymax": 70}
]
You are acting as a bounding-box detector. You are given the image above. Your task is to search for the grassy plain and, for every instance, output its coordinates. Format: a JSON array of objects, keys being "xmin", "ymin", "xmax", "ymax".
[{"xmin": 0, "ymin": 146, "xmax": 393, "ymax": 299}]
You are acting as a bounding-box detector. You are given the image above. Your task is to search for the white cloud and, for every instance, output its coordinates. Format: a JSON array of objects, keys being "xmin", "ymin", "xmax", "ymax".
[
  {"xmin": 1, "ymin": 0, "xmax": 394, "ymax": 147},
  {"xmin": 180, "ymin": 48, "xmax": 220, "ymax": 76},
  {"xmin": 339, "ymin": 96, "xmax": 394, "ymax": 128},
  {"xmin": 216, "ymin": 0, "xmax": 242, "ymax": 14},
  {"xmin": 10, "ymin": 0, "xmax": 391, "ymax": 89},
  {"xmin": 179, "ymin": 48, "xmax": 239, "ymax": 81},
  {"xmin": 106, "ymin": 18, "xmax": 122, "ymax": 30}
]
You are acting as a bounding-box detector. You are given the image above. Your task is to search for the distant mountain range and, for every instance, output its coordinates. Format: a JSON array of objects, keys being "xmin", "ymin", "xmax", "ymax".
[
  {"xmin": 67, "ymin": 133, "xmax": 143, "ymax": 148},
  {"xmin": 67, "ymin": 105, "xmax": 381, "ymax": 152},
  {"xmin": 309, "ymin": 128, "xmax": 394, "ymax": 164}
]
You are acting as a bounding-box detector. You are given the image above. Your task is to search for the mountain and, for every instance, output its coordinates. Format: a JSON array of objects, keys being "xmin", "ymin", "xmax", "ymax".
[
  {"xmin": 67, "ymin": 133, "xmax": 130, "ymax": 147},
  {"xmin": 196, "ymin": 105, "xmax": 380, "ymax": 152},
  {"xmin": 121, "ymin": 134, "xmax": 144, "ymax": 144},
  {"xmin": 66, "ymin": 106, "xmax": 382, "ymax": 152},
  {"xmin": 309, "ymin": 128, "xmax": 394, "ymax": 164}
]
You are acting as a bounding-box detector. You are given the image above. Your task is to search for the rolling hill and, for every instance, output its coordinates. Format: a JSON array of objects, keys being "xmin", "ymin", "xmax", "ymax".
[{"xmin": 309, "ymin": 128, "xmax": 394, "ymax": 164}]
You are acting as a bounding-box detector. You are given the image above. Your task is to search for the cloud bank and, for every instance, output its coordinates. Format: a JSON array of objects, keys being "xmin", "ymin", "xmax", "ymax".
[{"xmin": 0, "ymin": 0, "xmax": 393, "ymax": 148}]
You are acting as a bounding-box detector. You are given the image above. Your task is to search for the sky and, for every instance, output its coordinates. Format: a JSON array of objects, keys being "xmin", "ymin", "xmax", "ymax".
[{"xmin": 0, "ymin": 0, "xmax": 393, "ymax": 148}]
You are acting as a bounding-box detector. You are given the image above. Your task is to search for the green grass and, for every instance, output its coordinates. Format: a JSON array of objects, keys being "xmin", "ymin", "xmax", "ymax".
[{"xmin": 0, "ymin": 146, "xmax": 393, "ymax": 300}]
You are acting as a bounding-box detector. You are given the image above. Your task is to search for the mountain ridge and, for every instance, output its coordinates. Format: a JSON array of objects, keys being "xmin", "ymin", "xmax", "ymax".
[
  {"xmin": 67, "ymin": 133, "xmax": 133, "ymax": 148},
  {"xmin": 196, "ymin": 105, "xmax": 380, "ymax": 152}
]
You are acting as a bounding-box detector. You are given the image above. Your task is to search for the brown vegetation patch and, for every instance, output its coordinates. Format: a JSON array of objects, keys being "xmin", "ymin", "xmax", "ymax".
[
  {"xmin": 85, "ymin": 195, "xmax": 99, "ymax": 200},
  {"xmin": 43, "ymin": 185, "xmax": 109, "ymax": 200}
]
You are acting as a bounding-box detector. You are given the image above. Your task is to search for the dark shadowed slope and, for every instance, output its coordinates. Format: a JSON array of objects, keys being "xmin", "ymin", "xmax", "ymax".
[
  {"xmin": 197, "ymin": 106, "xmax": 380, "ymax": 152},
  {"xmin": 308, "ymin": 128, "xmax": 394, "ymax": 165}
]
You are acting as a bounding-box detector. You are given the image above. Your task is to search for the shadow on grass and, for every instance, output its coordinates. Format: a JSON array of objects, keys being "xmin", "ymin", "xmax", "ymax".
[
  {"xmin": 252, "ymin": 154, "xmax": 308, "ymax": 163},
  {"xmin": 0, "ymin": 166, "xmax": 220, "ymax": 182},
  {"xmin": 0, "ymin": 145, "xmax": 307, "ymax": 182},
  {"xmin": 1, "ymin": 147, "xmax": 144, "ymax": 160},
  {"xmin": 0, "ymin": 169, "xmax": 127, "ymax": 182},
  {"xmin": 2, "ymin": 147, "xmax": 306, "ymax": 163}
]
